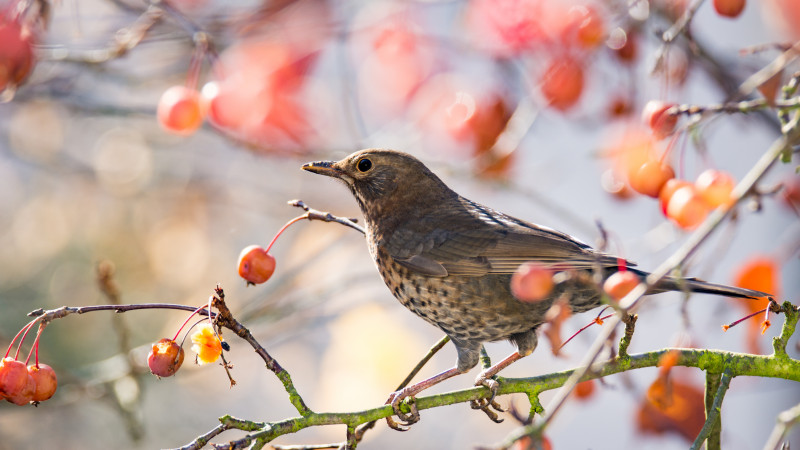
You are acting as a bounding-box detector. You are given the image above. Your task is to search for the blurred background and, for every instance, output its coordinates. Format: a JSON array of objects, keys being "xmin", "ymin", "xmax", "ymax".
[{"xmin": 0, "ymin": 0, "xmax": 798, "ymax": 448}]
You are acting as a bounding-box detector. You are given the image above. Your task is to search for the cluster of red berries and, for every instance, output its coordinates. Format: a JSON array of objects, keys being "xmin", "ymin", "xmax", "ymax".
[
  {"xmin": 0, "ymin": 358, "xmax": 57, "ymax": 405},
  {"xmin": 1, "ymin": 321, "xmax": 57, "ymax": 406}
]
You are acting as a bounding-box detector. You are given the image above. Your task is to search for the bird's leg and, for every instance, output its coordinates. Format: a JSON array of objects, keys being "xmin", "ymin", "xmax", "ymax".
[
  {"xmin": 385, "ymin": 366, "xmax": 464, "ymax": 430},
  {"xmin": 470, "ymin": 351, "xmax": 526, "ymax": 420}
]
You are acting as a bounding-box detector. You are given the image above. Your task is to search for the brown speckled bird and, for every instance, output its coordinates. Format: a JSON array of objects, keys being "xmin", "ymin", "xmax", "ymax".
[{"xmin": 302, "ymin": 149, "xmax": 767, "ymax": 426}]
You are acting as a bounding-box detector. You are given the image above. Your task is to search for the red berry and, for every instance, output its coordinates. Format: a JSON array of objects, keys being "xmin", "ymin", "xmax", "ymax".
[
  {"xmin": 6, "ymin": 373, "xmax": 35, "ymax": 405},
  {"xmin": 695, "ymin": 169, "xmax": 735, "ymax": 208},
  {"xmin": 511, "ymin": 262, "xmax": 554, "ymax": 303},
  {"xmin": 713, "ymin": 0, "xmax": 746, "ymax": 18},
  {"xmin": 237, "ymin": 245, "xmax": 277, "ymax": 285},
  {"xmin": 0, "ymin": 357, "xmax": 29, "ymax": 399},
  {"xmin": 629, "ymin": 160, "xmax": 675, "ymax": 198},
  {"xmin": 565, "ymin": 5, "xmax": 606, "ymax": 49},
  {"xmin": 574, "ymin": 379, "xmax": 596, "ymax": 400},
  {"xmin": 0, "ymin": 16, "xmax": 35, "ymax": 92},
  {"xmin": 157, "ymin": 86, "xmax": 205, "ymax": 135},
  {"xmin": 659, "ymin": 178, "xmax": 692, "ymax": 216},
  {"xmin": 28, "ymin": 364, "xmax": 57, "ymax": 402},
  {"xmin": 615, "ymin": 32, "xmax": 638, "ymax": 63},
  {"xmin": 642, "ymin": 100, "xmax": 678, "ymax": 139},
  {"xmin": 147, "ymin": 338, "xmax": 185, "ymax": 378},
  {"xmin": 540, "ymin": 57, "xmax": 585, "ymax": 111},
  {"xmin": 666, "ymin": 186, "xmax": 710, "ymax": 230},
  {"xmin": 603, "ymin": 271, "xmax": 640, "ymax": 301}
]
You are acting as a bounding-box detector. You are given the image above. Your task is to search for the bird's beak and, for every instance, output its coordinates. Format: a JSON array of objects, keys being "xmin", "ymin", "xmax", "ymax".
[{"xmin": 302, "ymin": 160, "xmax": 342, "ymax": 178}]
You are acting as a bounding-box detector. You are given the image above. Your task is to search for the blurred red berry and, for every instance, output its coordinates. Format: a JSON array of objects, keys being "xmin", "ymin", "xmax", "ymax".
[
  {"xmin": 629, "ymin": 160, "xmax": 675, "ymax": 198},
  {"xmin": 615, "ymin": 32, "xmax": 638, "ymax": 63},
  {"xmin": 659, "ymin": 179, "xmax": 692, "ymax": 215},
  {"xmin": 642, "ymin": 100, "xmax": 678, "ymax": 139},
  {"xmin": 604, "ymin": 270, "xmax": 640, "ymax": 301},
  {"xmin": 574, "ymin": 379, "xmax": 596, "ymax": 400},
  {"xmin": 157, "ymin": 86, "xmax": 205, "ymax": 135},
  {"xmin": 238, "ymin": 245, "xmax": 277, "ymax": 285},
  {"xmin": 147, "ymin": 338, "xmax": 185, "ymax": 378},
  {"xmin": 0, "ymin": 15, "xmax": 35, "ymax": 92},
  {"xmin": 695, "ymin": 169, "xmax": 735, "ymax": 208},
  {"xmin": 568, "ymin": 5, "xmax": 606, "ymax": 49},
  {"xmin": 666, "ymin": 186, "xmax": 710, "ymax": 230},
  {"xmin": 540, "ymin": 57, "xmax": 584, "ymax": 111},
  {"xmin": 511, "ymin": 262, "xmax": 554, "ymax": 302},
  {"xmin": 713, "ymin": 0, "xmax": 746, "ymax": 18}
]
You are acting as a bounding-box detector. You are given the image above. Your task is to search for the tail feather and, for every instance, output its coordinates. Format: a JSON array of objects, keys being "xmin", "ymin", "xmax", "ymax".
[
  {"xmin": 658, "ymin": 277, "xmax": 770, "ymax": 299},
  {"xmin": 626, "ymin": 268, "xmax": 771, "ymax": 299}
]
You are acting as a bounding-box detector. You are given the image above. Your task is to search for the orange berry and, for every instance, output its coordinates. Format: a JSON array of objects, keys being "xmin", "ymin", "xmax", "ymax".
[
  {"xmin": 713, "ymin": 0, "xmax": 746, "ymax": 18},
  {"xmin": 511, "ymin": 262, "xmax": 554, "ymax": 303},
  {"xmin": 157, "ymin": 86, "xmax": 205, "ymax": 135},
  {"xmin": 574, "ymin": 379, "xmax": 596, "ymax": 400},
  {"xmin": 28, "ymin": 364, "xmax": 57, "ymax": 402},
  {"xmin": 540, "ymin": 57, "xmax": 585, "ymax": 111},
  {"xmin": 237, "ymin": 245, "xmax": 277, "ymax": 285},
  {"xmin": 629, "ymin": 160, "xmax": 675, "ymax": 198},
  {"xmin": 695, "ymin": 169, "xmax": 735, "ymax": 208},
  {"xmin": 666, "ymin": 186, "xmax": 710, "ymax": 230},
  {"xmin": 569, "ymin": 5, "xmax": 606, "ymax": 49},
  {"xmin": 0, "ymin": 357, "xmax": 29, "ymax": 399},
  {"xmin": 642, "ymin": 100, "xmax": 678, "ymax": 139},
  {"xmin": 659, "ymin": 178, "xmax": 692, "ymax": 216},
  {"xmin": 603, "ymin": 270, "xmax": 640, "ymax": 301},
  {"xmin": 147, "ymin": 338, "xmax": 185, "ymax": 378}
]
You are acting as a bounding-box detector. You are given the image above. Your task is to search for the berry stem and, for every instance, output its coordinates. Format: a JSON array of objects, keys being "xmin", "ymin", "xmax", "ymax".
[
  {"xmin": 5, "ymin": 318, "xmax": 38, "ymax": 359},
  {"xmin": 24, "ymin": 323, "xmax": 46, "ymax": 366},
  {"xmin": 265, "ymin": 215, "xmax": 308, "ymax": 254},
  {"xmin": 560, "ymin": 313, "xmax": 614, "ymax": 350},
  {"xmin": 173, "ymin": 304, "xmax": 213, "ymax": 342}
]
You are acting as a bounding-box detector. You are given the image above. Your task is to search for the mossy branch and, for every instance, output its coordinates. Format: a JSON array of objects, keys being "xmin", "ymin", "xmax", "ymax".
[{"xmin": 175, "ymin": 341, "xmax": 799, "ymax": 449}]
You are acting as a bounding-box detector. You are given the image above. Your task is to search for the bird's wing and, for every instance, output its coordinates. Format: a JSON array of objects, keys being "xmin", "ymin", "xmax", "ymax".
[{"xmin": 384, "ymin": 198, "xmax": 628, "ymax": 277}]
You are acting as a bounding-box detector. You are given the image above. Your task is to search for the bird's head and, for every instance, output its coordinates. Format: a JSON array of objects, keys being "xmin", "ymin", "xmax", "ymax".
[{"xmin": 302, "ymin": 149, "xmax": 454, "ymax": 223}]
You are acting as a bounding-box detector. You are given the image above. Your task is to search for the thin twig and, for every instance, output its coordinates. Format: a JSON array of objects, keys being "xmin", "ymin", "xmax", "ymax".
[{"xmin": 691, "ymin": 370, "xmax": 733, "ymax": 450}]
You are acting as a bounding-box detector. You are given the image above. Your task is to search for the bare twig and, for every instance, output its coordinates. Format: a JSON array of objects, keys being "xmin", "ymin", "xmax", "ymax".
[
  {"xmin": 289, "ymin": 199, "xmax": 365, "ymax": 235},
  {"xmin": 691, "ymin": 370, "xmax": 733, "ymax": 450}
]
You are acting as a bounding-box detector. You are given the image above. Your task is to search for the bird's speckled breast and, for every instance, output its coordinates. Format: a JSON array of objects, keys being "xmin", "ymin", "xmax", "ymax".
[{"xmin": 370, "ymin": 245, "xmax": 553, "ymax": 344}]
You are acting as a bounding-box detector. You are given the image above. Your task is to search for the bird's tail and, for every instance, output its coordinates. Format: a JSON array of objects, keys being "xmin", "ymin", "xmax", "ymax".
[
  {"xmin": 657, "ymin": 276, "xmax": 770, "ymax": 299},
  {"xmin": 627, "ymin": 268, "xmax": 771, "ymax": 299}
]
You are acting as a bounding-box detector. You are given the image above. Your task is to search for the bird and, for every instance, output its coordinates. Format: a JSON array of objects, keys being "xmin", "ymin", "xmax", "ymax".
[{"xmin": 302, "ymin": 149, "xmax": 769, "ymax": 427}]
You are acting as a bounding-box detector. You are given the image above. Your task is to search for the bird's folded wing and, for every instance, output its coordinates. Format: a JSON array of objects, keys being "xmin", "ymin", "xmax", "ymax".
[{"xmin": 385, "ymin": 199, "xmax": 629, "ymax": 277}]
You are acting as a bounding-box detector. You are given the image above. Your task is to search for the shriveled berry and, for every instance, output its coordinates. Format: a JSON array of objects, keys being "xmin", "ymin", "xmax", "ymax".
[{"xmin": 147, "ymin": 338, "xmax": 185, "ymax": 378}]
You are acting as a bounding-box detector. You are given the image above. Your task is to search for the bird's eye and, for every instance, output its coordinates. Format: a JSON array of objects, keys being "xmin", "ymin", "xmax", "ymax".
[{"xmin": 356, "ymin": 158, "xmax": 372, "ymax": 172}]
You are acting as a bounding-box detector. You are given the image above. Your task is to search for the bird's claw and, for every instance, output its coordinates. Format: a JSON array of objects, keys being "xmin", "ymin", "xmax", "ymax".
[
  {"xmin": 385, "ymin": 390, "xmax": 420, "ymax": 431},
  {"xmin": 470, "ymin": 376, "xmax": 504, "ymax": 423}
]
